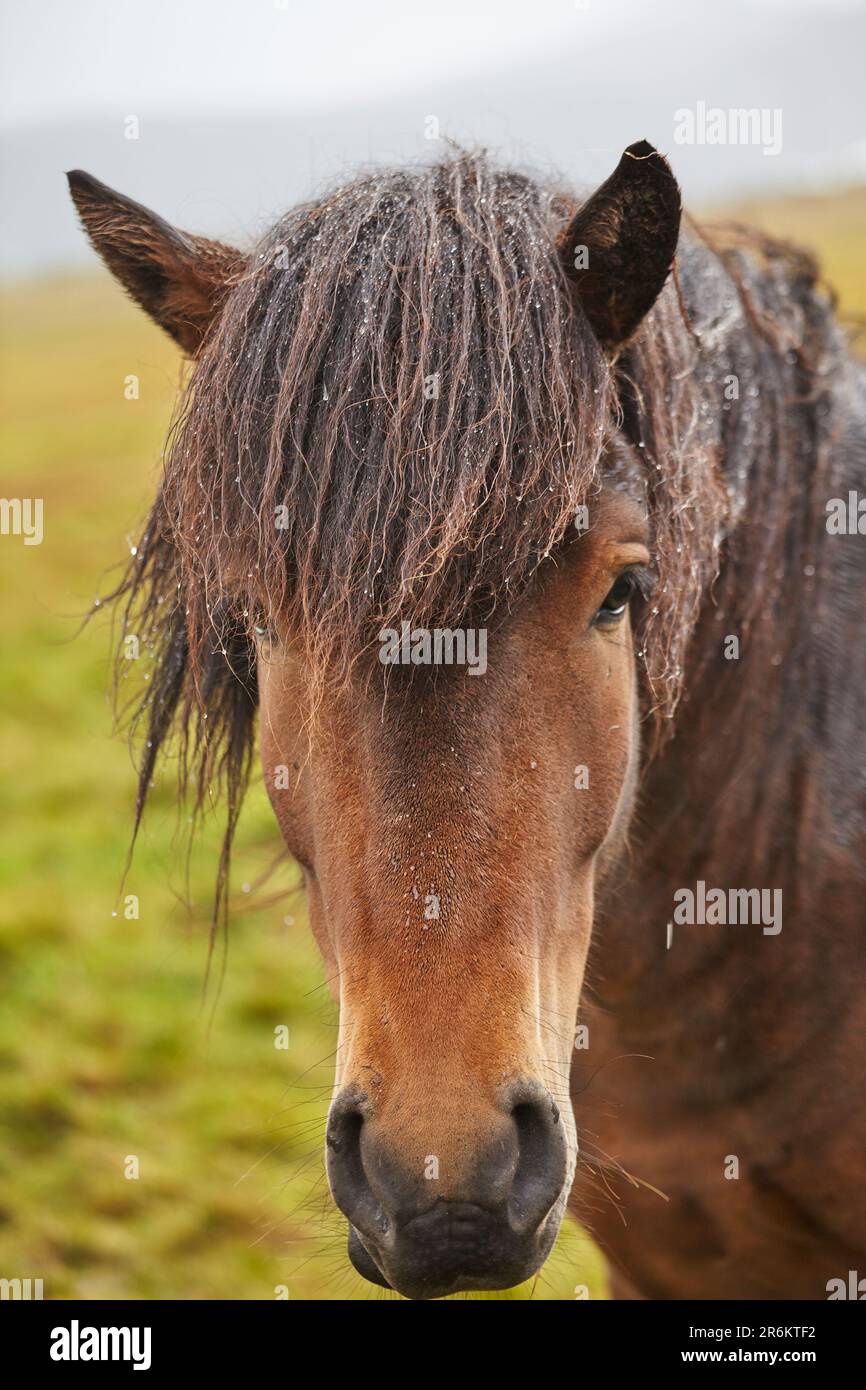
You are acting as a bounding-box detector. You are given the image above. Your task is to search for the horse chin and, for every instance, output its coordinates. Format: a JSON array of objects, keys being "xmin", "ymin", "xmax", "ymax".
[
  {"xmin": 346, "ymin": 1203, "xmax": 564, "ymax": 1300},
  {"xmin": 347, "ymin": 1225, "xmax": 393, "ymax": 1290}
]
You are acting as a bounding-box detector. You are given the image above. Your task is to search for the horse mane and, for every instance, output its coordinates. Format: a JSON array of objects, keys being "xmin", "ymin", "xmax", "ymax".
[{"xmin": 102, "ymin": 149, "xmax": 842, "ymax": 922}]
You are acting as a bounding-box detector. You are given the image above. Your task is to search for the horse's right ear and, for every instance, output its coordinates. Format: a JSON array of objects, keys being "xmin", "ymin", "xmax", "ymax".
[
  {"xmin": 66, "ymin": 171, "xmax": 245, "ymax": 354},
  {"xmin": 558, "ymin": 140, "xmax": 681, "ymax": 356}
]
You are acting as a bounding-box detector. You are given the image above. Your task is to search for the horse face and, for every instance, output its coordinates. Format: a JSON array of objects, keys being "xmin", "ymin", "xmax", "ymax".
[
  {"xmin": 68, "ymin": 140, "xmax": 679, "ymax": 1300},
  {"xmin": 257, "ymin": 488, "xmax": 648, "ymax": 1298}
]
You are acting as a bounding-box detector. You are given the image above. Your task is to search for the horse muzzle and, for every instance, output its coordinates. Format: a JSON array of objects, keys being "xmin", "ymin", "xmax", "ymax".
[{"xmin": 326, "ymin": 1078, "xmax": 569, "ymax": 1299}]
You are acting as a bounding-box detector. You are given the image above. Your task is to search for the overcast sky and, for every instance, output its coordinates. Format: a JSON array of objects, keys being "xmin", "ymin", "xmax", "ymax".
[
  {"xmin": 2, "ymin": 0, "xmax": 865, "ymax": 276},
  {"xmin": 3, "ymin": 0, "xmax": 857, "ymax": 128},
  {"xmin": 1, "ymin": 0, "xmax": 608, "ymax": 126}
]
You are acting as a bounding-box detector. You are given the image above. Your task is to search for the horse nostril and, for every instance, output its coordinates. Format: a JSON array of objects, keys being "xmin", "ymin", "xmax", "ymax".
[
  {"xmin": 325, "ymin": 1090, "xmax": 389, "ymax": 1244},
  {"xmin": 508, "ymin": 1083, "xmax": 568, "ymax": 1234}
]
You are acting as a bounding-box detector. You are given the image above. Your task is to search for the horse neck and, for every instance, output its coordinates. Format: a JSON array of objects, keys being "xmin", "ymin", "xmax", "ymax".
[{"xmin": 594, "ymin": 245, "xmax": 866, "ymax": 1015}]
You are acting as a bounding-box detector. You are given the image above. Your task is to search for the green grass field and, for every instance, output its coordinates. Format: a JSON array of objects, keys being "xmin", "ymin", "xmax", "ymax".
[{"xmin": 1, "ymin": 190, "xmax": 861, "ymax": 1300}]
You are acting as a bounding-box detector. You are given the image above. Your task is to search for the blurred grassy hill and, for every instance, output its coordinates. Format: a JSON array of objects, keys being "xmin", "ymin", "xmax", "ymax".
[
  {"xmin": 0, "ymin": 186, "xmax": 862, "ymax": 1301},
  {"xmin": 703, "ymin": 184, "xmax": 866, "ymax": 328}
]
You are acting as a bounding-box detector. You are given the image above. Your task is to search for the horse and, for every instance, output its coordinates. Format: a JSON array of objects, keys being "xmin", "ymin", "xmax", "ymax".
[{"xmin": 67, "ymin": 140, "xmax": 866, "ymax": 1301}]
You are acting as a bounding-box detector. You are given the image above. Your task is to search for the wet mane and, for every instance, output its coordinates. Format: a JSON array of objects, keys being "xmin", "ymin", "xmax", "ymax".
[{"xmin": 105, "ymin": 150, "xmax": 841, "ymax": 919}]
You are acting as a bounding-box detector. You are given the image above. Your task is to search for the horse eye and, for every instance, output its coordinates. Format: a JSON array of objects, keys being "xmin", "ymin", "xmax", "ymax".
[
  {"xmin": 252, "ymin": 614, "xmax": 272, "ymax": 641},
  {"xmin": 594, "ymin": 572, "xmax": 636, "ymax": 626}
]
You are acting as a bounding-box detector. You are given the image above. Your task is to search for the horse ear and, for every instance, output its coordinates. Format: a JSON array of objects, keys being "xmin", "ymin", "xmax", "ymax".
[
  {"xmin": 558, "ymin": 140, "xmax": 681, "ymax": 355},
  {"xmin": 66, "ymin": 170, "xmax": 245, "ymax": 354}
]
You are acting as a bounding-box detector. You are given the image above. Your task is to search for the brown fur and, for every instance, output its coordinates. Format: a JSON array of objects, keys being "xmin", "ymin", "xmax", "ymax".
[{"xmin": 69, "ymin": 144, "xmax": 866, "ymax": 1299}]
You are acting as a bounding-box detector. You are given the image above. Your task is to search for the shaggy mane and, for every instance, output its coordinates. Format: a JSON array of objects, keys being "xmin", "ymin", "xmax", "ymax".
[{"xmin": 107, "ymin": 150, "xmax": 838, "ymax": 922}]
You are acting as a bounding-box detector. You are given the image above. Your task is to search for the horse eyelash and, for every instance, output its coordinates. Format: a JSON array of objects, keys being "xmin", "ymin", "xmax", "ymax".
[{"xmin": 628, "ymin": 564, "xmax": 656, "ymax": 601}]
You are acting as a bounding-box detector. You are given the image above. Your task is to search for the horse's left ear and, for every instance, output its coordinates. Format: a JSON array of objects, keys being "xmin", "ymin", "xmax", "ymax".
[
  {"xmin": 66, "ymin": 170, "xmax": 245, "ymax": 354},
  {"xmin": 558, "ymin": 140, "xmax": 681, "ymax": 355}
]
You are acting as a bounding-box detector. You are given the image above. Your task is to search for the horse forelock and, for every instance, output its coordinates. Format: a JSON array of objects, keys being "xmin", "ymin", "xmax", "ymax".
[{"xmin": 167, "ymin": 155, "xmax": 615, "ymax": 675}]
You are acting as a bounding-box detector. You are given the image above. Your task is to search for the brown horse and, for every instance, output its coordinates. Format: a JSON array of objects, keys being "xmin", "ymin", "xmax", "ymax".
[{"xmin": 68, "ymin": 140, "xmax": 866, "ymax": 1300}]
